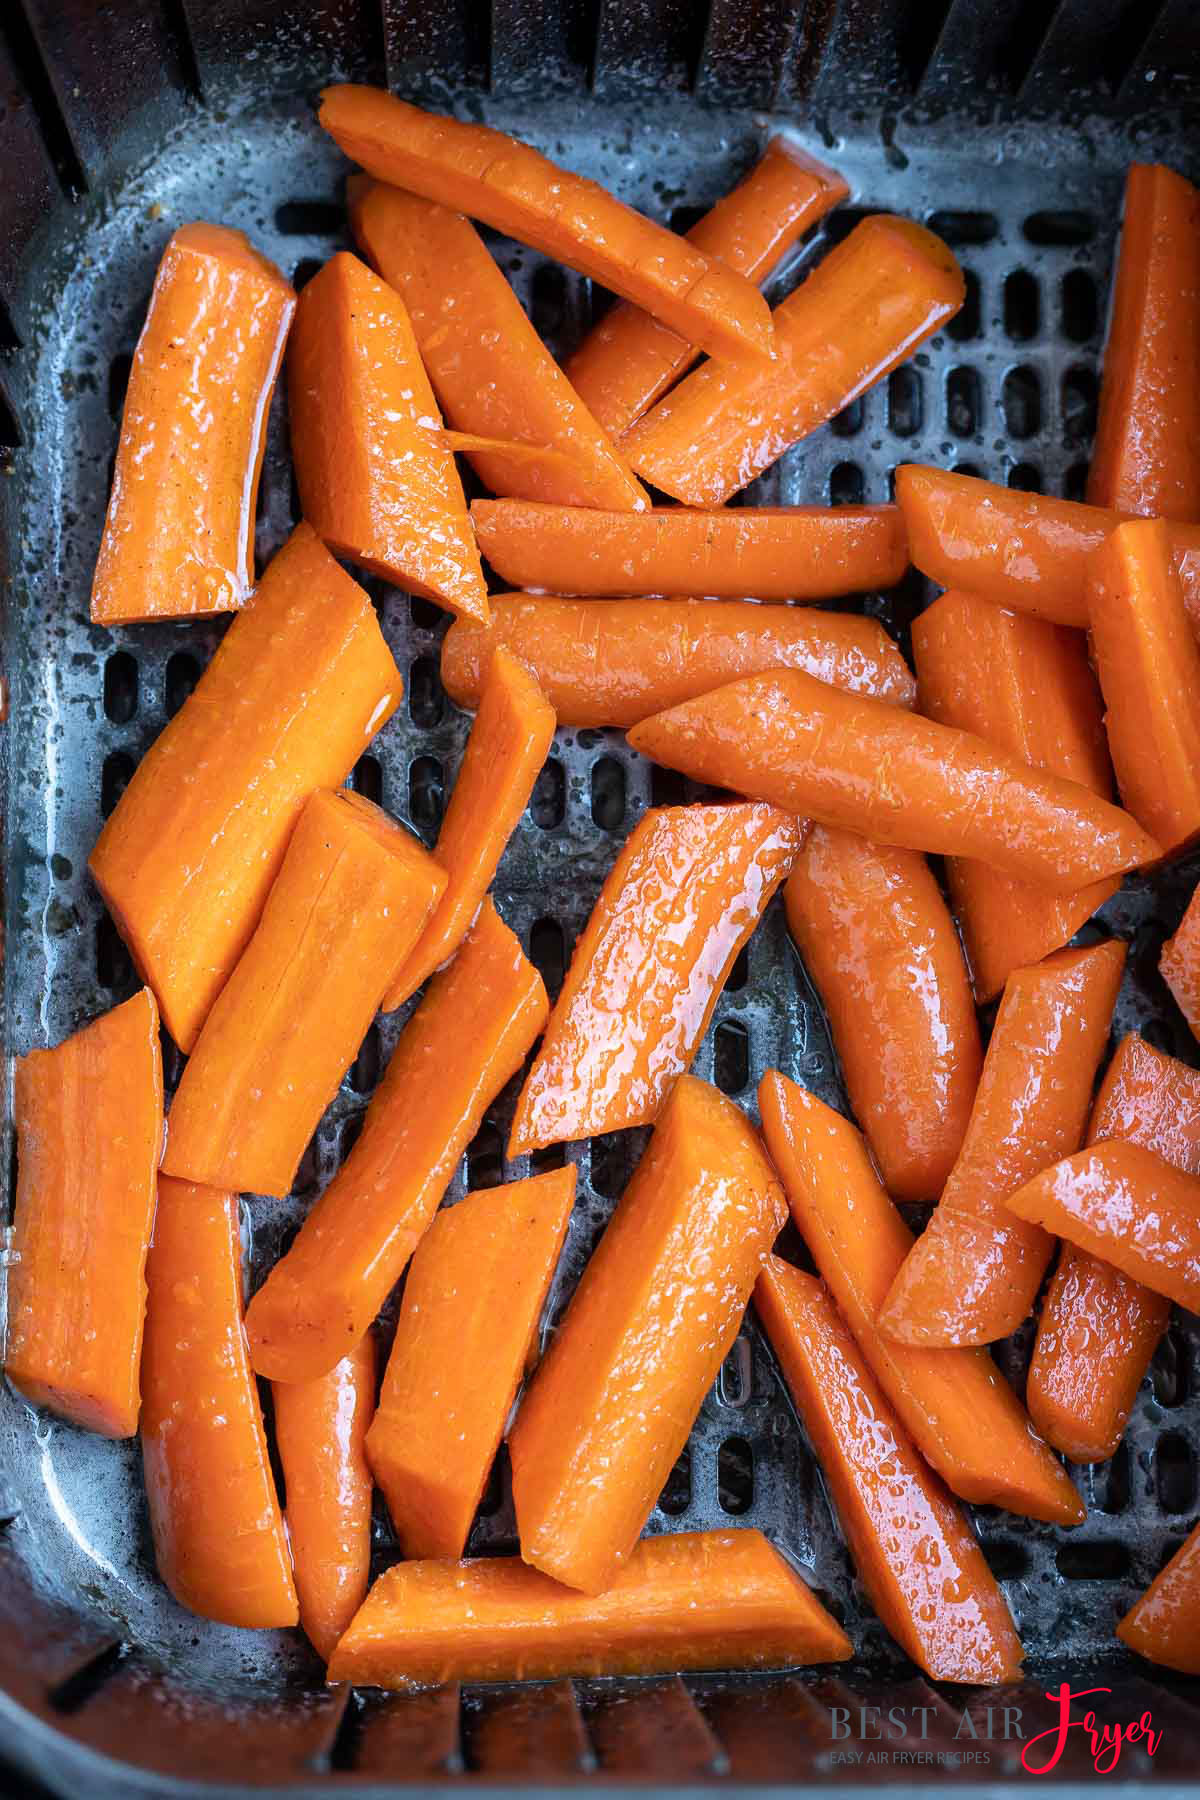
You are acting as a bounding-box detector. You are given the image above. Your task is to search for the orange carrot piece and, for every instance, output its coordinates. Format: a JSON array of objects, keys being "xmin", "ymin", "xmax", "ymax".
[
  {"xmin": 627, "ymin": 670, "xmax": 1158, "ymax": 891},
  {"xmin": 1089, "ymin": 164, "xmax": 1200, "ymax": 520},
  {"xmin": 246, "ymin": 901, "xmax": 548, "ymax": 1384},
  {"xmin": 368, "ymin": 1168, "xmax": 575, "ymax": 1560},
  {"xmin": 441, "ymin": 595, "xmax": 917, "ymax": 725},
  {"xmin": 1087, "ymin": 517, "xmax": 1200, "ymax": 856},
  {"xmin": 89, "ymin": 523, "xmax": 402, "ymax": 1052},
  {"xmin": 141, "ymin": 1178, "xmax": 297, "ymax": 1628},
  {"xmin": 879, "ymin": 941, "xmax": 1126, "ymax": 1349},
  {"xmin": 91, "ymin": 224, "xmax": 294, "ymax": 624},
  {"xmin": 272, "ymin": 1337, "xmax": 376, "ymax": 1661},
  {"xmin": 1162, "ymin": 883, "xmax": 1200, "ymax": 1039},
  {"xmin": 163, "ymin": 789, "xmax": 445, "ymax": 1197},
  {"xmin": 326, "ymin": 1529, "xmax": 850, "ymax": 1687},
  {"xmin": 784, "ymin": 828, "xmax": 981, "ymax": 1201},
  {"xmin": 623, "ymin": 217, "xmax": 963, "ymax": 506},
  {"xmin": 912, "ymin": 589, "xmax": 1116, "ymax": 1003},
  {"xmin": 470, "ymin": 500, "xmax": 908, "ymax": 600},
  {"xmin": 566, "ymin": 138, "xmax": 848, "ymax": 439},
  {"xmin": 5, "ymin": 990, "xmax": 163, "ymax": 1438},
  {"xmin": 1117, "ymin": 1522, "xmax": 1200, "ymax": 1675},
  {"xmin": 288, "ymin": 251, "xmax": 486, "ymax": 620},
  {"xmin": 1028, "ymin": 1033, "xmax": 1200, "ymax": 1463},
  {"xmin": 383, "ymin": 648, "xmax": 555, "ymax": 1011},
  {"xmin": 756, "ymin": 1259, "xmax": 1024, "ymax": 1685},
  {"xmin": 510, "ymin": 1077, "xmax": 787, "ymax": 1593},
  {"xmin": 318, "ymin": 86, "xmax": 774, "ymax": 364},
  {"xmin": 508, "ymin": 803, "xmax": 801, "ymax": 1156},
  {"xmin": 758, "ymin": 1071, "xmax": 1085, "ymax": 1526}
]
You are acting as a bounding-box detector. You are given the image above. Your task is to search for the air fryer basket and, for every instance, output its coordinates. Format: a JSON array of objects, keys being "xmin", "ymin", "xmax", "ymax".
[{"xmin": 1, "ymin": 1, "xmax": 1200, "ymax": 1794}]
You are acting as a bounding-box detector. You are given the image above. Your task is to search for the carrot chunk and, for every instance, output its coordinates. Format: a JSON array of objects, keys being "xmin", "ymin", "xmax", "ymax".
[
  {"xmin": 246, "ymin": 901, "xmax": 548, "ymax": 1383},
  {"xmin": 6, "ymin": 989, "xmax": 163, "ymax": 1438},
  {"xmin": 141, "ymin": 1179, "xmax": 297, "ymax": 1628},
  {"xmin": 508, "ymin": 803, "xmax": 801, "ymax": 1156},
  {"xmin": 368, "ymin": 1168, "xmax": 575, "ymax": 1560},
  {"xmin": 1117, "ymin": 1522, "xmax": 1200, "ymax": 1675},
  {"xmin": 91, "ymin": 224, "xmax": 294, "ymax": 624},
  {"xmin": 89, "ymin": 523, "xmax": 402, "ymax": 1052},
  {"xmin": 756, "ymin": 1259, "xmax": 1024, "ymax": 1685},
  {"xmin": 326, "ymin": 1529, "xmax": 850, "ymax": 1687},
  {"xmin": 510, "ymin": 1078, "xmax": 787, "ymax": 1593},
  {"xmin": 1162, "ymin": 883, "xmax": 1200, "ymax": 1039},
  {"xmin": 623, "ymin": 217, "xmax": 963, "ymax": 506},
  {"xmin": 758, "ymin": 1071, "xmax": 1085, "ymax": 1526}
]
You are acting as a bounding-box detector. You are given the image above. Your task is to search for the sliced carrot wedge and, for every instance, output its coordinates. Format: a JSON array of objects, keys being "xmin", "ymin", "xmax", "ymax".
[
  {"xmin": 758, "ymin": 1071, "xmax": 1085, "ymax": 1526},
  {"xmin": 1162, "ymin": 884, "xmax": 1200, "ymax": 1040},
  {"xmin": 368, "ymin": 1168, "xmax": 575, "ymax": 1560},
  {"xmin": 1117, "ymin": 1522, "xmax": 1200, "ymax": 1675},
  {"xmin": 6, "ymin": 989, "xmax": 163, "ymax": 1438}
]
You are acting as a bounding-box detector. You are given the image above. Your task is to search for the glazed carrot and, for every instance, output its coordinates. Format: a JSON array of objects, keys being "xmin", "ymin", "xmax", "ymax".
[
  {"xmin": 367, "ymin": 1168, "xmax": 575, "ymax": 1559},
  {"xmin": 470, "ymin": 500, "xmax": 908, "ymax": 601},
  {"xmin": 288, "ymin": 251, "xmax": 486, "ymax": 620},
  {"xmin": 349, "ymin": 180, "xmax": 646, "ymax": 511},
  {"xmin": 912, "ymin": 589, "xmax": 1116, "ymax": 1002},
  {"xmin": 318, "ymin": 86, "xmax": 774, "ymax": 363},
  {"xmin": 441, "ymin": 596, "xmax": 918, "ymax": 724},
  {"xmin": 141, "ymin": 1179, "xmax": 297, "ymax": 1628},
  {"xmin": 623, "ymin": 217, "xmax": 963, "ymax": 506},
  {"xmin": 5, "ymin": 990, "xmax": 163, "ymax": 1438},
  {"xmin": 1161, "ymin": 883, "xmax": 1200, "ymax": 1039},
  {"xmin": 272, "ymin": 1336, "xmax": 376, "ymax": 1661},
  {"xmin": 1027, "ymin": 1034, "xmax": 1200, "ymax": 1463},
  {"xmin": 510, "ymin": 1077, "xmax": 787, "ymax": 1592},
  {"xmin": 508, "ymin": 803, "xmax": 801, "ymax": 1156},
  {"xmin": 163, "ymin": 789, "xmax": 445, "ymax": 1197},
  {"xmin": 627, "ymin": 671, "xmax": 1159, "ymax": 891},
  {"xmin": 878, "ymin": 941, "xmax": 1126, "ymax": 1348},
  {"xmin": 566, "ymin": 138, "xmax": 848, "ymax": 438},
  {"xmin": 756, "ymin": 1259, "xmax": 1024, "ymax": 1685},
  {"xmin": 326, "ymin": 1530, "xmax": 850, "ymax": 1687},
  {"xmin": 91, "ymin": 224, "xmax": 294, "ymax": 624},
  {"xmin": 758, "ymin": 1071, "xmax": 1085, "ymax": 1526},
  {"xmin": 1087, "ymin": 518, "xmax": 1200, "ymax": 855},
  {"xmin": 1088, "ymin": 164, "xmax": 1200, "ymax": 519},
  {"xmin": 383, "ymin": 649, "xmax": 554, "ymax": 1011},
  {"xmin": 1117, "ymin": 1522, "xmax": 1200, "ymax": 1675},
  {"xmin": 246, "ymin": 901, "xmax": 548, "ymax": 1384},
  {"xmin": 89, "ymin": 523, "xmax": 402, "ymax": 1052},
  {"xmin": 1006, "ymin": 1140, "xmax": 1200, "ymax": 1313},
  {"xmin": 784, "ymin": 829, "xmax": 980, "ymax": 1201}
]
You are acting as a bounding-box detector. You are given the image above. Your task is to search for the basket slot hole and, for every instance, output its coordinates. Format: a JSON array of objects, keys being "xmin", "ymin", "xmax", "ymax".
[
  {"xmin": 658, "ymin": 1446, "xmax": 692, "ymax": 1516},
  {"xmin": 531, "ymin": 1142, "xmax": 567, "ymax": 1174},
  {"xmin": 275, "ymin": 200, "xmax": 344, "ymax": 235},
  {"xmin": 1155, "ymin": 1432, "xmax": 1196, "ymax": 1514},
  {"xmin": 1152, "ymin": 1324, "xmax": 1190, "ymax": 1407},
  {"xmin": 726, "ymin": 944, "xmax": 750, "ymax": 993},
  {"xmin": 1023, "ymin": 210, "xmax": 1094, "ymax": 246},
  {"xmin": 887, "ymin": 367, "xmax": 923, "ymax": 438},
  {"xmin": 946, "ymin": 366, "xmax": 982, "ymax": 438},
  {"xmin": 1002, "ymin": 365, "xmax": 1041, "ymax": 440},
  {"xmin": 291, "ymin": 257, "xmax": 324, "ymax": 293},
  {"xmin": 1055, "ymin": 1541, "xmax": 1130, "ymax": 1580},
  {"xmin": 829, "ymin": 461, "xmax": 864, "ymax": 505},
  {"xmin": 1003, "ymin": 270, "xmax": 1039, "ymax": 342},
  {"xmin": 530, "ymin": 757, "xmax": 565, "ymax": 830},
  {"xmin": 408, "ymin": 655, "xmax": 444, "ymax": 729},
  {"xmin": 351, "ymin": 755, "xmax": 383, "ymax": 806},
  {"xmin": 409, "ymin": 595, "xmax": 444, "ymax": 632},
  {"xmin": 982, "ymin": 1539, "xmax": 1030, "ymax": 1580},
  {"xmin": 713, "ymin": 1019, "xmax": 749, "ymax": 1094},
  {"xmin": 292, "ymin": 1132, "xmax": 323, "ymax": 1200},
  {"xmin": 348, "ymin": 1023, "xmax": 382, "ymax": 1096},
  {"xmin": 830, "ymin": 396, "xmax": 864, "ymax": 439},
  {"xmin": 1062, "ymin": 365, "xmax": 1098, "ymax": 445},
  {"xmin": 1007, "ymin": 462, "xmax": 1042, "ymax": 493},
  {"xmin": 953, "ymin": 461, "xmax": 983, "ymax": 479},
  {"xmin": 467, "ymin": 1121, "xmax": 504, "ymax": 1191},
  {"xmin": 1063, "ymin": 461, "xmax": 1089, "ymax": 502},
  {"xmin": 107, "ymin": 351, "xmax": 133, "ymax": 422},
  {"xmin": 590, "ymin": 756, "xmax": 626, "ymax": 831},
  {"xmin": 946, "ymin": 268, "xmax": 982, "ymax": 343},
  {"xmin": 823, "ymin": 208, "xmax": 875, "ymax": 249},
  {"xmin": 164, "ymin": 651, "xmax": 201, "ymax": 718},
  {"xmin": 589, "ymin": 1131, "xmax": 629, "ymax": 1200},
  {"xmin": 1098, "ymin": 1441, "xmax": 1131, "ymax": 1515},
  {"xmin": 529, "ymin": 916, "xmax": 567, "ymax": 1002},
  {"xmin": 926, "ymin": 210, "xmax": 998, "ymax": 246},
  {"xmin": 1061, "ymin": 270, "xmax": 1098, "ymax": 343},
  {"xmin": 100, "ymin": 751, "xmax": 135, "ymax": 819},
  {"xmin": 717, "ymin": 1436, "xmax": 754, "ymax": 1515},
  {"xmin": 95, "ymin": 914, "xmax": 134, "ymax": 992},
  {"xmin": 477, "ymin": 1445, "xmax": 508, "ymax": 1517},
  {"xmin": 718, "ymin": 1335, "xmax": 752, "ymax": 1408},
  {"xmin": 409, "ymin": 756, "xmax": 444, "ymax": 832},
  {"xmin": 102, "ymin": 651, "xmax": 138, "ymax": 725},
  {"xmin": 650, "ymin": 765, "xmax": 688, "ymax": 808},
  {"xmin": 530, "ymin": 264, "xmax": 571, "ymax": 342}
]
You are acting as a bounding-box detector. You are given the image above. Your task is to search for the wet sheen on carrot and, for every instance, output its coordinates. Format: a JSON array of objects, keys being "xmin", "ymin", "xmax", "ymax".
[
  {"xmin": 1162, "ymin": 883, "xmax": 1200, "ymax": 1040},
  {"xmin": 1117, "ymin": 1522, "xmax": 1200, "ymax": 1675}
]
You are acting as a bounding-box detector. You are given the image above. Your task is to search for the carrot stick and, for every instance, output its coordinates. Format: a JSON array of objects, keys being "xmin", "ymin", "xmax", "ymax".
[
  {"xmin": 348, "ymin": 179, "xmax": 647, "ymax": 512},
  {"xmin": 288, "ymin": 251, "xmax": 487, "ymax": 620},
  {"xmin": 623, "ymin": 217, "xmax": 963, "ymax": 506},
  {"xmin": 5, "ymin": 989, "xmax": 163, "ymax": 1438},
  {"xmin": 1088, "ymin": 164, "xmax": 1200, "ymax": 520},
  {"xmin": 784, "ymin": 829, "xmax": 980, "ymax": 1201},
  {"xmin": 470, "ymin": 499, "xmax": 908, "ymax": 600},
  {"xmin": 510, "ymin": 1077, "xmax": 787, "ymax": 1593},
  {"xmin": 758, "ymin": 1071, "xmax": 1085, "ymax": 1526},
  {"xmin": 91, "ymin": 224, "xmax": 294, "ymax": 624},
  {"xmin": 89, "ymin": 522, "xmax": 403, "ymax": 1052},
  {"xmin": 878, "ymin": 941, "xmax": 1126, "ymax": 1348},
  {"xmin": 1117, "ymin": 1522, "xmax": 1200, "ymax": 1675},
  {"xmin": 508, "ymin": 803, "xmax": 801, "ymax": 1156},
  {"xmin": 1087, "ymin": 517, "xmax": 1200, "ymax": 856},
  {"xmin": 626, "ymin": 670, "xmax": 1159, "ymax": 891},
  {"xmin": 163, "ymin": 789, "xmax": 445, "ymax": 1198},
  {"xmin": 246, "ymin": 900, "xmax": 548, "ymax": 1384},
  {"xmin": 272, "ymin": 1337, "xmax": 376, "ymax": 1661},
  {"xmin": 383, "ymin": 648, "xmax": 555, "ymax": 1012},
  {"xmin": 1161, "ymin": 883, "xmax": 1200, "ymax": 1039},
  {"xmin": 141, "ymin": 1178, "xmax": 297, "ymax": 1628},
  {"xmin": 566, "ymin": 138, "xmax": 848, "ymax": 438},
  {"xmin": 912, "ymin": 588, "xmax": 1116, "ymax": 1003},
  {"xmin": 318, "ymin": 86, "xmax": 775, "ymax": 364},
  {"xmin": 756, "ymin": 1258, "xmax": 1024, "ymax": 1685},
  {"xmin": 367, "ymin": 1167, "xmax": 575, "ymax": 1559},
  {"xmin": 442, "ymin": 595, "xmax": 917, "ymax": 725},
  {"xmin": 326, "ymin": 1529, "xmax": 851, "ymax": 1687},
  {"xmin": 1027, "ymin": 1034, "xmax": 1200, "ymax": 1463}
]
